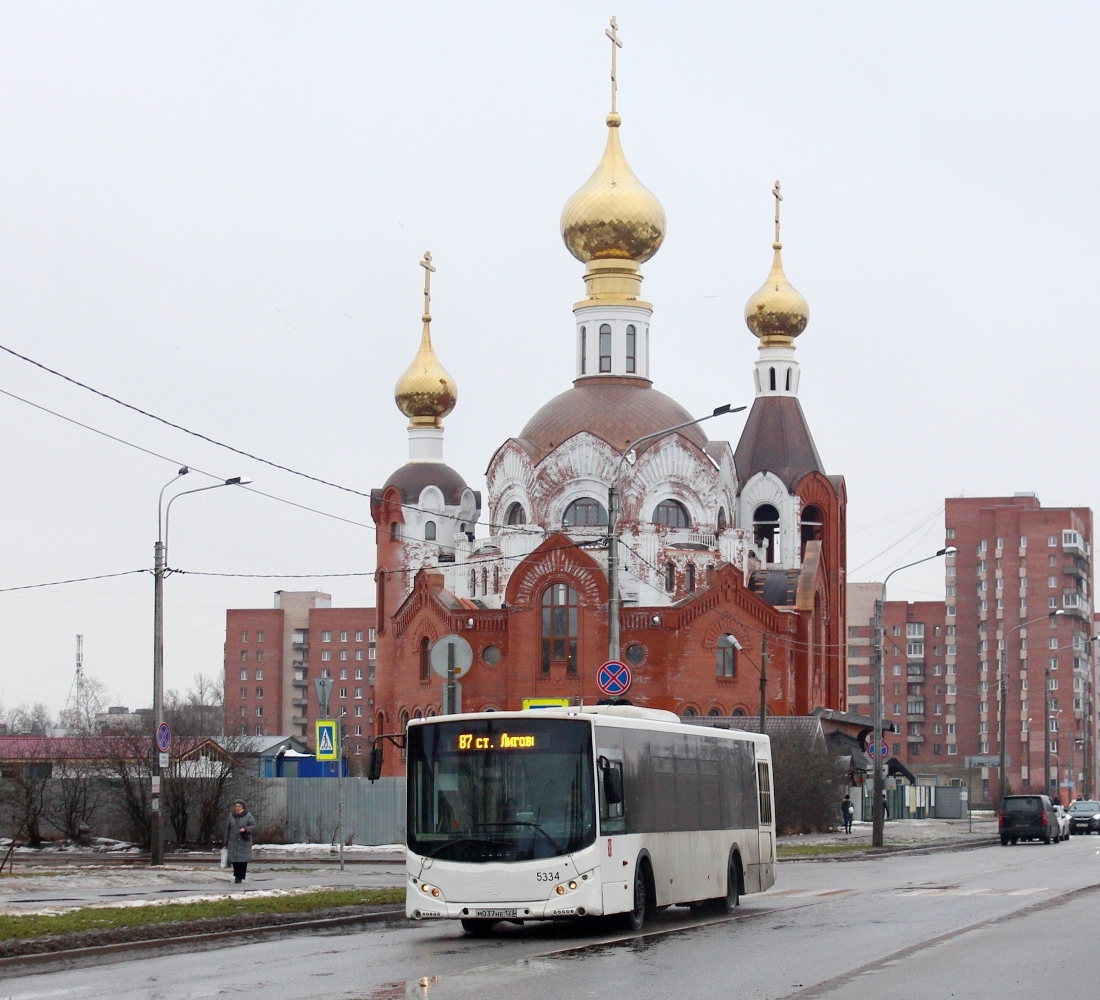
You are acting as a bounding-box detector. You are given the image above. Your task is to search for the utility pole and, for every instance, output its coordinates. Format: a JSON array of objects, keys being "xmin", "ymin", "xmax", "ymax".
[
  {"xmin": 1044, "ymin": 661, "xmax": 1051, "ymax": 799},
  {"xmin": 759, "ymin": 633, "xmax": 768, "ymax": 735},
  {"xmin": 152, "ymin": 536, "xmax": 166, "ymax": 866},
  {"xmin": 605, "ymin": 405, "xmax": 741, "ymax": 663},
  {"xmin": 872, "ymin": 598, "xmax": 885, "ymax": 848}
]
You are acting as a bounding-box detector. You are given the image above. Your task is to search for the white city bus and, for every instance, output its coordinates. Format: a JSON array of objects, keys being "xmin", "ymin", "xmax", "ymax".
[{"xmin": 402, "ymin": 705, "xmax": 776, "ymax": 933}]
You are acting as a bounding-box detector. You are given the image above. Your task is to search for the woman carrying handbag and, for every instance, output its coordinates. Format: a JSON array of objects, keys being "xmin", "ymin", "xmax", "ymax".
[{"xmin": 224, "ymin": 799, "xmax": 257, "ymax": 884}]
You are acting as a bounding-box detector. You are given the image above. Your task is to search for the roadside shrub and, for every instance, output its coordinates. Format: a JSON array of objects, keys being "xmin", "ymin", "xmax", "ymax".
[{"xmin": 771, "ymin": 727, "xmax": 845, "ymax": 835}]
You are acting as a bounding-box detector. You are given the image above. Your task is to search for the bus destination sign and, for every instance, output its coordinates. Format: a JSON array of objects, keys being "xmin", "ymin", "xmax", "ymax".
[{"xmin": 457, "ymin": 732, "xmax": 536, "ymax": 751}]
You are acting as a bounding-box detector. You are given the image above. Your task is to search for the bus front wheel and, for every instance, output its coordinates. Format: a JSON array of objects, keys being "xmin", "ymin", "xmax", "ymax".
[{"xmin": 624, "ymin": 859, "xmax": 652, "ymax": 932}]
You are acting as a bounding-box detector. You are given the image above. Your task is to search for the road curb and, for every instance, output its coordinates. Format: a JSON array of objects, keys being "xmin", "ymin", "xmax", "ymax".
[
  {"xmin": 0, "ymin": 907, "xmax": 407, "ymax": 976},
  {"xmin": 779, "ymin": 837, "xmax": 1000, "ymax": 862}
]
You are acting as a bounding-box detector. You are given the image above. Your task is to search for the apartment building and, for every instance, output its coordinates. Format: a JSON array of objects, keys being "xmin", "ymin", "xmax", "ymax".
[
  {"xmin": 223, "ymin": 591, "xmax": 376, "ymax": 758},
  {"xmin": 846, "ymin": 494, "xmax": 1095, "ymax": 801}
]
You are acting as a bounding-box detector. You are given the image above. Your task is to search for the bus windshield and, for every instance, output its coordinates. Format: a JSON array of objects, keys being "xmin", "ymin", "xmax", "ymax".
[{"xmin": 407, "ymin": 718, "xmax": 596, "ymax": 863}]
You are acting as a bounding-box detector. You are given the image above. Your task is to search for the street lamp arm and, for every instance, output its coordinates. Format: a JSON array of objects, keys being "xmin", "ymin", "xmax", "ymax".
[
  {"xmin": 881, "ymin": 546, "xmax": 957, "ymax": 593},
  {"xmin": 606, "ymin": 403, "xmax": 744, "ymax": 665},
  {"xmin": 164, "ymin": 477, "xmax": 251, "ymax": 561},
  {"xmin": 613, "ymin": 404, "xmax": 746, "ymax": 484}
]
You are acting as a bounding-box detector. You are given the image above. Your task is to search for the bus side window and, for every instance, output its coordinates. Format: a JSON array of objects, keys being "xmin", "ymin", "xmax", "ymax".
[
  {"xmin": 598, "ymin": 755, "xmax": 626, "ymax": 833},
  {"xmin": 757, "ymin": 760, "xmax": 773, "ymax": 826}
]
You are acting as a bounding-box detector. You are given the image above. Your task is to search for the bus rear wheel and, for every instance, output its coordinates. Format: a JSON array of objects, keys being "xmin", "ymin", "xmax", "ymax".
[
  {"xmin": 460, "ymin": 918, "xmax": 496, "ymax": 936},
  {"xmin": 721, "ymin": 855, "xmax": 741, "ymax": 915}
]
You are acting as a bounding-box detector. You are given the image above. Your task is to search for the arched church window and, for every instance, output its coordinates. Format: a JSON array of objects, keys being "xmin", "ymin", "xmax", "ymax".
[
  {"xmin": 707, "ymin": 707, "xmax": 722, "ymax": 717},
  {"xmin": 801, "ymin": 504, "xmax": 824, "ymax": 547},
  {"xmin": 731, "ymin": 708, "xmax": 745, "ymax": 717},
  {"xmin": 769, "ymin": 367, "xmax": 776, "ymax": 391},
  {"xmin": 424, "ymin": 520, "xmax": 436, "ymax": 541},
  {"xmin": 653, "ymin": 499, "xmax": 690, "ymax": 528},
  {"xmin": 389, "ymin": 522, "xmax": 399, "ymax": 541},
  {"xmin": 419, "ymin": 636, "xmax": 430, "ymax": 682},
  {"xmin": 469, "ymin": 569, "xmax": 477, "ymax": 595},
  {"xmin": 493, "ymin": 564, "xmax": 500, "ymax": 592},
  {"xmin": 505, "ymin": 502, "xmax": 527, "ymax": 526},
  {"xmin": 599, "ymin": 324, "xmax": 612, "ymax": 373},
  {"xmin": 717, "ymin": 634, "xmax": 737, "ymax": 677},
  {"xmin": 481, "ymin": 567, "xmax": 488, "ymax": 595},
  {"xmin": 541, "ymin": 583, "xmax": 578, "ymax": 676},
  {"xmin": 682, "ymin": 706, "xmax": 697, "ymax": 717},
  {"xmin": 625, "ymin": 325, "xmax": 636, "ymax": 373},
  {"xmin": 400, "ymin": 710, "xmax": 409, "ymax": 732},
  {"xmin": 413, "ymin": 708, "xmax": 423, "ymax": 719},
  {"xmin": 664, "ymin": 563, "xmax": 675, "ymax": 592},
  {"xmin": 685, "ymin": 563, "xmax": 695, "ymax": 593},
  {"xmin": 753, "ymin": 503, "xmax": 781, "ymax": 563},
  {"xmin": 563, "ymin": 497, "xmax": 607, "ymax": 527},
  {"xmin": 717, "ymin": 507, "xmax": 727, "ymax": 532},
  {"xmin": 580, "ymin": 326, "xmax": 587, "ymax": 375},
  {"xmin": 785, "ymin": 367, "xmax": 792, "ymax": 391}
]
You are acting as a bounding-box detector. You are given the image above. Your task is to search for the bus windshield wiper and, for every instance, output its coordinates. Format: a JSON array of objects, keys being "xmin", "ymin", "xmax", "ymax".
[
  {"xmin": 424, "ymin": 837, "xmax": 510, "ymax": 859},
  {"xmin": 476, "ymin": 821, "xmax": 565, "ymax": 855}
]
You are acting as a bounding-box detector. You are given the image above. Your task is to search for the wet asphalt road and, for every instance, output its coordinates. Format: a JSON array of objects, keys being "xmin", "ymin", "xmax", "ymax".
[{"xmin": 5, "ymin": 835, "xmax": 1100, "ymax": 999}]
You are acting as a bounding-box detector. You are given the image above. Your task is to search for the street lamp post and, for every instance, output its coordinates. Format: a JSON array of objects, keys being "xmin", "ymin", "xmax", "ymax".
[
  {"xmin": 729, "ymin": 634, "xmax": 769, "ymax": 734},
  {"xmin": 871, "ymin": 546, "xmax": 955, "ymax": 848},
  {"xmin": 606, "ymin": 404, "xmax": 744, "ymax": 663},
  {"xmin": 1001, "ymin": 609, "xmax": 1063, "ymax": 806},
  {"xmin": 1043, "ymin": 634, "xmax": 1095, "ymax": 800},
  {"xmin": 151, "ymin": 473, "xmax": 249, "ymax": 866}
]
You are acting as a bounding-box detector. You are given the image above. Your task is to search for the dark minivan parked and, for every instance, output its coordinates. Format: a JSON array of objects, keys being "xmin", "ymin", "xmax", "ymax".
[{"xmin": 999, "ymin": 794, "xmax": 1060, "ymax": 845}]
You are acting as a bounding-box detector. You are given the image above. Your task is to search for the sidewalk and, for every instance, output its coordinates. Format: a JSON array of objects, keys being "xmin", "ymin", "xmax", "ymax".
[{"xmin": 779, "ymin": 814, "xmax": 998, "ymax": 849}]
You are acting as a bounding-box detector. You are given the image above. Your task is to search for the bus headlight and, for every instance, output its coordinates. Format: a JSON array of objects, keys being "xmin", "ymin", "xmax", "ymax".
[
  {"xmin": 568, "ymin": 881, "xmax": 577, "ymax": 890},
  {"xmin": 555, "ymin": 884, "xmax": 565, "ymax": 895},
  {"xmin": 420, "ymin": 882, "xmax": 442, "ymax": 898}
]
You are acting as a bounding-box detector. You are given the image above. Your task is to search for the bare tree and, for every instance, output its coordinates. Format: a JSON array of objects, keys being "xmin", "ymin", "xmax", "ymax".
[
  {"xmin": 771, "ymin": 726, "xmax": 846, "ymax": 835},
  {"xmin": 47, "ymin": 755, "xmax": 102, "ymax": 841},
  {"xmin": 0, "ymin": 746, "xmax": 52, "ymax": 846},
  {"xmin": 98, "ymin": 733, "xmax": 152, "ymax": 847},
  {"xmin": 6, "ymin": 703, "xmax": 55, "ymax": 736},
  {"xmin": 58, "ymin": 677, "xmax": 108, "ymax": 735}
]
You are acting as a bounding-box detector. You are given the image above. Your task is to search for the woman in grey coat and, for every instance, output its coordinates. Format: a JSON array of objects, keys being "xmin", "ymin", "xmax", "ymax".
[{"xmin": 225, "ymin": 799, "xmax": 257, "ymax": 883}]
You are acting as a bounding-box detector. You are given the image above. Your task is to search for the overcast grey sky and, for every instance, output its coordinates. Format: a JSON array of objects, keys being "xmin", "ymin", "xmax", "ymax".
[{"xmin": 1, "ymin": 4, "xmax": 1097, "ymax": 716}]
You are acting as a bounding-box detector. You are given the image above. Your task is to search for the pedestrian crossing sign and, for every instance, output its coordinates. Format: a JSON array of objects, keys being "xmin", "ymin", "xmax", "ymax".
[{"xmin": 315, "ymin": 720, "xmax": 338, "ymax": 761}]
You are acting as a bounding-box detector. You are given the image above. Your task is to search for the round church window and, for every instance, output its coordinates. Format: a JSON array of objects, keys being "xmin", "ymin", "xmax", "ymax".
[
  {"xmin": 625, "ymin": 643, "xmax": 645, "ymax": 665},
  {"xmin": 482, "ymin": 645, "xmax": 502, "ymax": 665}
]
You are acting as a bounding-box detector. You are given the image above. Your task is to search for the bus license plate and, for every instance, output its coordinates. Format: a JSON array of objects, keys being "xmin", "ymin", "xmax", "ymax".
[{"xmin": 475, "ymin": 909, "xmax": 517, "ymax": 919}]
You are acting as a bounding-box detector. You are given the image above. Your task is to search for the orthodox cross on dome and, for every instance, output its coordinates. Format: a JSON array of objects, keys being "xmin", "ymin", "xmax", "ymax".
[
  {"xmin": 772, "ymin": 180, "xmax": 783, "ymax": 248},
  {"xmin": 605, "ymin": 16, "xmax": 623, "ymax": 114},
  {"xmin": 420, "ymin": 251, "xmax": 436, "ymax": 322}
]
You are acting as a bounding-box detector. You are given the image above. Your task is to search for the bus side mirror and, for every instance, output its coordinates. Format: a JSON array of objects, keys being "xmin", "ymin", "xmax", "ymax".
[
  {"xmin": 367, "ymin": 745, "xmax": 384, "ymax": 782},
  {"xmin": 599, "ymin": 756, "xmax": 623, "ymax": 805}
]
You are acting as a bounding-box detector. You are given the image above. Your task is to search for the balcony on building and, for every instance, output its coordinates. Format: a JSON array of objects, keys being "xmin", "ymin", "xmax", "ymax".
[
  {"xmin": 1062, "ymin": 530, "xmax": 1090, "ymax": 559},
  {"xmin": 292, "ymin": 630, "xmax": 308, "ymax": 650},
  {"xmin": 1064, "ymin": 558, "xmax": 1089, "ymax": 580},
  {"xmin": 906, "ymin": 663, "xmax": 925, "ymax": 680},
  {"xmin": 1062, "ymin": 589, "xmax": 1091, "ymax": 619}
]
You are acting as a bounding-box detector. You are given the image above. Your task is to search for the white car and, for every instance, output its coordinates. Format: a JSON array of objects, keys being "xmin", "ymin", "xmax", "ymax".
[{"xmin": 1053, "ymin": 804, "xmax": 1071, "ymax": 842}]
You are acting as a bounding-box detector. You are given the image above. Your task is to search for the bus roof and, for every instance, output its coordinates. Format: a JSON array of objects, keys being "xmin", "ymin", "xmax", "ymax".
[{"xmin": 405, "ymin": 708, "xmax": 771, "ymax": 747}]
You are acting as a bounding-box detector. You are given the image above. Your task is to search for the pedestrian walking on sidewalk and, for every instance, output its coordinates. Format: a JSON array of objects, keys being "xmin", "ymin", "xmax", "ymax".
[
  {"xmin": 840, "ymin": 794, "xmax": 854, "ymax": 834},
  {"xmin": 225, "ymin": 799, "xmax": 257, "ymax": 884}
]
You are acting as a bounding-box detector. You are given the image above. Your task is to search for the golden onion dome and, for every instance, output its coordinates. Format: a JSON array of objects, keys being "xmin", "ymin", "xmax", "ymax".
[
  {"xmin": 745, "ymin": 183, "xmax": 808, "ymax": 346},
  {"xmin": 744, "ymin": 244, "xmax": 809, "ymax": 346},
  {"xmin": 394, "ymin": 252, "xmax": 457, "ymax": 427},
  {"xmin": 394, "ymin": 323, "xmax": 456, "ymax": 427},
  {"xmin": 561, "ymin": 113, "xmax": 666, "ymax": 264}
]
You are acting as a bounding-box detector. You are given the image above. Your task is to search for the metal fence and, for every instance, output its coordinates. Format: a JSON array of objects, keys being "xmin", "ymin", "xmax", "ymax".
[{"xmin": 283, "ymin": 777, "xmax": 405, "ymax": 846}]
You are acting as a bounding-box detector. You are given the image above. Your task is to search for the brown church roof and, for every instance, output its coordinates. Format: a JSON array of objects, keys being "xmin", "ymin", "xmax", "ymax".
[
  {"xmin": 513, "ymin": 377, "xmax": 709, "ymax": 466},
  {"xmin": 733, "ymin": 395, "xmax": 825, "ymax": 491}
]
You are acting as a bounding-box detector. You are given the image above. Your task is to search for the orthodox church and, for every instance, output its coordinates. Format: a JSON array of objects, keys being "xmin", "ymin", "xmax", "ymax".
[{"xmin": 369, "ymin": 38, "xmax": 846, "ymax": 757}]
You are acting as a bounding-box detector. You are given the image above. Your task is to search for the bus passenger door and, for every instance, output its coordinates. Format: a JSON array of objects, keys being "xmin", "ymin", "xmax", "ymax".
[
  {"xmin": 755, "ymin": 756, "xmax": 776, "ymax": 891},
  {"xmin": 597, "ymin": 746, "xmax": 628, "ymax": 915}
]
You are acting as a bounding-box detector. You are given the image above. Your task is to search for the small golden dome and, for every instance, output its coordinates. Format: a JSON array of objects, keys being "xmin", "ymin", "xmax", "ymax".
[
  {"xmin": 394, "ymin": 324, "xmax": 457, "ymax": 427},
  {"xmin": 744, "ymin": 244, "xmax": 809, "ymax": 346},
  {"xmin": 561, "ymin": 114, "xmax": 666, "ymax": 264},
  {"xmin": 394, "ymin": 252, "xmax": 457, "ymax": 428},
  {"xmin": 745, "ymin": 183, "xmax": 808, "ymax": 346}
]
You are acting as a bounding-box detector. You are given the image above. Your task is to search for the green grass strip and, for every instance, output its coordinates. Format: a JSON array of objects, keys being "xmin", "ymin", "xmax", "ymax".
[
  {"xmin": 776, "ymin": 842, "xmax": 870, "ymax": 857},
  {"xmin": 0, "ymin": 887, "xmax": 404, "ymax": 942}
]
